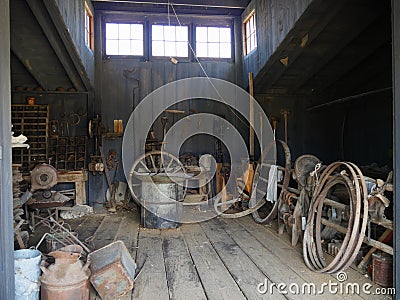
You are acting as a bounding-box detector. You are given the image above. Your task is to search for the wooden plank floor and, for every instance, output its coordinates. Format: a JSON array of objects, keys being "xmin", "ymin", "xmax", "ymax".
[{"xmin": 33, "ymin": 210, "xmax": 392, "ymax": 300}]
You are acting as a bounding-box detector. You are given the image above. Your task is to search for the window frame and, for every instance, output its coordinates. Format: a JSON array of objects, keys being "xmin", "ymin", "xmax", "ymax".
[
  {"xmin": 194, "ymin": 25, "xmax": 233, "ymax": 60},
  {"xmin": 243, "ymin": 10, "xmax": 257, "ymax": 56},
  {"xmin": 192, "ymin": 19, "xmax": 234, "ymax": 62},
  {"xmin": 102, "ymin": 14, "xmax": 235, "ymax": 62},
  {"xmin": 150, "ymin": 22, "xmax": 191, "ymax": 60},
  {"xmin": 102, "ymin": 15, "xmax": 147, "ymax": 59},
  {"xmin": 84, "ymin": 2, "xmax": 94, "ymax": 52}
]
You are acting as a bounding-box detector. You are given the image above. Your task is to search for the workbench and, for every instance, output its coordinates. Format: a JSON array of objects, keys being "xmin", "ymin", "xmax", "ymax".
[{"xmin": 57, "ymin": 170, "xmax": 88, "ymax": 205}]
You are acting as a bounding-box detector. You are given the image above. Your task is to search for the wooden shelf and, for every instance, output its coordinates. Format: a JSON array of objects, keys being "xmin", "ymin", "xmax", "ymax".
[
  {"xmin": 103, "ymin": 132, "xmax": 123, "ymax": 139},
  {"xmin": 48, "ymin": 136, "xmax": 87, "ymax": 171},
  {"xmin": 11, "ymin": 104, "xmax": 49, "ymax": 170}
]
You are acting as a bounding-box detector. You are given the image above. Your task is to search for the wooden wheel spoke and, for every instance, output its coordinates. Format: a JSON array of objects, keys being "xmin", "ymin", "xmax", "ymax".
[
  {"xmin": 129, "ymin": 150, "xmax": 188, "ymax": 204},
  {"xmin": 256, "ymin": 188, "xmax": 266, "ymax": 195},
  {"xmin": 166, "ymin": 157, "xmax": 174, "ymax": 171},
  {"xmin": 149, "ymin": 154, "xmax": 157, "ymax": 172},
  {"xmin": 171, "ymin": 167, "xmax": 183, "ymax": 175},
  {"xmin": 139, "ymin": 160, "xmax": 150, "ymax": 172}
]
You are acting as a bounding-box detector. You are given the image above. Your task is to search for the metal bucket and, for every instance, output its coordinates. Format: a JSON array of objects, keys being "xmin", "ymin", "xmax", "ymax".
[
  {"xmin": 14, "ymin": 249, "xmax": 42, "ymax": 300},
  {"xmin": 141, "ymin": 180, "xmax": 184, "ymax": 229},
  {"xmin": 88, "ymin": 240, "xmax": 137, "ymax": 299}
]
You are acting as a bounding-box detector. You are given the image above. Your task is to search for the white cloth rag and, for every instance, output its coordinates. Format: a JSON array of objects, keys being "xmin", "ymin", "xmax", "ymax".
[{"xmin": 266, "ymin": 165, "xmax": 278, "ymax": 203}]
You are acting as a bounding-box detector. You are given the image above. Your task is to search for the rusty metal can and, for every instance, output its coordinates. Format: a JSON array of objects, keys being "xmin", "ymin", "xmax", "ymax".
[
  {"xmin": 40, "ymin": 245, "xmax": 90, "ymax": 300},
  {"xmin": 41, "ymin": 280, "xmax": 90, "ymax": 300},
  {"xmin": 26, "ymin": 96, "xmax": 36, "ymax": 105},
  {"xmin": 372, "ymin": 252, "xmax": 393, "ymax": 287}
]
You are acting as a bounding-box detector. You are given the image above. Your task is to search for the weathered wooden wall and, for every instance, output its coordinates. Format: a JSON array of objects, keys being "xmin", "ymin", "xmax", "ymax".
[
  {"xmin": 255, "ymin": 95, "xmax": 305, "ymax": 161},
  {"xmin": 248, "ymin": 0, "xmax": 393, "ymax": 168},
  {"xmin": 259, "ymin": 76, "xmax": 393, "ymax": 168},
  {"xmin": 241, "ymin": 0, "xmax": 314, "ymax": 161},
  {"xmin": 11, "ymin": 92, "xmax": 89, "ymax": 137},
  {"xmin": 90, "ymin": 11, "xmax": 244, "ymax": 205},
  {"xmin": 54, "ymin": 0, "xmax": 95, "ymax": 85},
  {"xmin": 242, "ymin": 0, "xmax": 312, "ymax": 86},
  {"xmin": 300, "ymin": 93, "xmax": 393, "ymax": 166}
]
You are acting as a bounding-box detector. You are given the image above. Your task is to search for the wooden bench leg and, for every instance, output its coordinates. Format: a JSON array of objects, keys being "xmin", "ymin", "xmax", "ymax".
[{"xmin": 75, "ymin": 181, "xmax": 86, "ymax": 205}]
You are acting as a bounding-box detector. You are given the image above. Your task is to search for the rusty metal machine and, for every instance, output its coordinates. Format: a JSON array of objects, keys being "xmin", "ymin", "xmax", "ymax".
[
  {"xmin": 25, "ymin": 164, "xmax": 70, "ymax": 230},
  {"xmin": 278, "ymin": 154, "xmax": 321, "ymax": 246},
  {"xmin": 30, "ymin": 163, "xmax": 58, "ymax": 192},
  {"xmin": 247, "ymin": 139, "xmax": 393, "ymax": 274}
]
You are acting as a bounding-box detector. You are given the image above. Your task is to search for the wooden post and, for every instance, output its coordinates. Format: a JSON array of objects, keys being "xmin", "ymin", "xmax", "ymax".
[
  {"xmin": 0, "ymin": 0, "xmax": 15, "ymax": 298},
  {"xmin": 249, "ymin": 72, "xmax": 254, "ymax": 160},
  {"xmin": 392, "ymin": 0, "xmax": 400, "ymax": 290},
  {"xmin": 358, "ymin": 229, "xmax": 392, "ymax": 270}
]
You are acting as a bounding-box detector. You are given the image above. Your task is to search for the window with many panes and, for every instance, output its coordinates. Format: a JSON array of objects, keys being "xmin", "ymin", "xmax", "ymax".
[
  {"xmin": 244, "ymin": 11, "xmax": 257, "ymax": 55},
  {"xmin": 151, "ymin": 25, "xmax": 188, "ymax": 57},
  {"xmin": 105, "ymin": 23, "xmax": 144, "ymax": 56},
  {"xmin": 84, "ymin": 3, "xmax": 94, "ymax": 51},
  {"xmin": 195, "ymin": 26, "xmax": 231, "ymax": 59}
]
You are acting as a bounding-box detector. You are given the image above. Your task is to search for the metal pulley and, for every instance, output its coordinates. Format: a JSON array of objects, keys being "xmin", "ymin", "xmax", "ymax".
[{"xmin": 31, "ymin": 164, "xmax": 58, "ymax": 191}]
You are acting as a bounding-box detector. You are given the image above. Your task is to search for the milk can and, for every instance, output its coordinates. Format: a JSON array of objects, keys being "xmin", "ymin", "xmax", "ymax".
[{"xmin": 40, "ymin": 245, "xmax": 90, "ymax": 300}]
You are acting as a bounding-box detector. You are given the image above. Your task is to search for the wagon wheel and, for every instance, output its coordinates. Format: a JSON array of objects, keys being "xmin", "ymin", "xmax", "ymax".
[
  {"xmin": 303, "ymin": 162, "xmax": 368, "ymax": 273},
  {"xmin": 128, "ymin": 151, "xmax": 188, "ymax": 204},
  {"xmin": 250, "ymin": 140, "xmax": 291, "ymax": 224}
]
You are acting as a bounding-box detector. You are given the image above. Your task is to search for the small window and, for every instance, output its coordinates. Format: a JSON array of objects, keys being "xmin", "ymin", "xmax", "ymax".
[
  {"xmin": 105, "ymin": 23, "xmax": 144, "ymax": 56},
  {"xmin": 84, "ymin": 3, "xmax": 94, "ymax": 51},
  {"xmin": 151, "ymin": 25, "xmax": 188, "ymax": 57},
  {"xmin": 244, "ymin": 11, "xmax": 257, "ymax": 55},
  {"xmin": 195, "ymin": 26, "xmax": 231, "ymax": 58}
]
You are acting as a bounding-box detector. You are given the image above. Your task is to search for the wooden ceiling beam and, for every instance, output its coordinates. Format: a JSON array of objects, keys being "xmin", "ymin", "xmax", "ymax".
[
  {"xmin": 302, "ymin": 17, "xmax": 391, "ymax": 95},
  {"xmin": 10, "ymin": 48, "xmax": 50, "ymax": 91},
  {"xmin": 92, "ymin": 0, "xmax": 249, "ymax": 9},
  {"xmin": 291, "ymin": 8, "xmax": 390, "ymax": 95},
  {"xmin": 26, "ymin": 0, "xmax": 92, "ymax": 92},
  {"xmin": 323, "ymin": 44, "xmax": 392, "ymax": 98},
  {"xmin": 93, "ymin": 2, "xmax": 245, "ymax": 15}
]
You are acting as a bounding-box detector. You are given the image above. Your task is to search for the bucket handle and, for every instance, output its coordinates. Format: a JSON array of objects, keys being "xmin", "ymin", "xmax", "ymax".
[
  {"xmin": 34, "ymin": 233, "xmax": 50, "ymax": 250},
  {"xmin": 15, "ymin": 267, "xmax": 41, "ymax": 294}
]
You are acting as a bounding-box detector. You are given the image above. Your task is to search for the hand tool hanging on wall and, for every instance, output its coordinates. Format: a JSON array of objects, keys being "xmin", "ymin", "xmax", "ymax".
[
  {"xmin": 99, "ymin": 146, "xmax": 112, "ymax": 192},
  {"xmin": 269, "ymin": 116, "xmax": 280, "ymax": 138},
  {"xmin": 159, "ymin": 109, "xmax": 186, "ymax": 149},
  {"xmin": 88, "ymin": 115, "xmax": 106, "ymax": 175},
  {"xmin": 99, "ymin": 146, "xmax": 120, "ymax": 211},
  {"xmin": 280, "ymin": 110, "xmax": 290, "ymax": 144}
]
